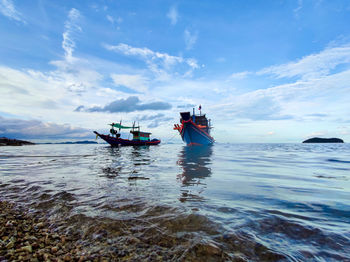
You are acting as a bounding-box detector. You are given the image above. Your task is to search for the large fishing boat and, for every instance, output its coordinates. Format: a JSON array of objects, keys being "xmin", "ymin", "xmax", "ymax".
[
  {"xmin": 174, "ymin": 106, "xmax": 214, "ymax": 146},
  {"xmin": 94, "ymin": 122, "xmax": 161, "ymax": 146}
]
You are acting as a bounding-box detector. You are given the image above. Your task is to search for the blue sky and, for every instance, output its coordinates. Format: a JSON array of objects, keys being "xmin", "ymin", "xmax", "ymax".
[{"xmin": 1, "ymin": 0, "xmax": 350, "ymax": 142}]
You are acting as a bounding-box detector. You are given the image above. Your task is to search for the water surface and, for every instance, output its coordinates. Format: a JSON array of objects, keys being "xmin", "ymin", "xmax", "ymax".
[{"xmin": 1, "ymin": 143, "xmax": 350, "ymax": 261}]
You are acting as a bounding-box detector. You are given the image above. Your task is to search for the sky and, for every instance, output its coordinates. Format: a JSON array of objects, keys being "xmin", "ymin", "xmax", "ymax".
[{"xmin": 1, "ymin": 0, "xmax": 350, "ymax": 143}]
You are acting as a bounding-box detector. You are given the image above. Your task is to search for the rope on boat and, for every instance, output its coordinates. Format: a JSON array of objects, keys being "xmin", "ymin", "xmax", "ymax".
[{"xmin": 164, "ymin": 133, "xmax": 178, "ymax": 143}]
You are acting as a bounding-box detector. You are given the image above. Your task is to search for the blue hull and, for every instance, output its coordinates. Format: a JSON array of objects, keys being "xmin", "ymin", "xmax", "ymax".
[{"xmin": 181, "ymin": 122, "xmax": 214, "ymax": 146}]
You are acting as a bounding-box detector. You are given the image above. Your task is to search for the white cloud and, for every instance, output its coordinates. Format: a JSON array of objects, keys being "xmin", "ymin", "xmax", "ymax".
[
  {"xmin": 111, "ymin": 74, "xmax": 148, "ymax": 93},
  {"xmin": 0, "ymin": 116, "xmax": 91, "ymax": 139},
  {"xmin": 230, "ymin": 71, "xmax": 251, "ymax": 79},
  {"xmin": 186, "ymin": 58, "xmax": 199, "ymax": 69},
  {"xmin": 0, "ymin": 0, "xmax": 25, "ymax": 23},
  {"xmin": 62, "ymin": 8, "xmax": 82, "ymax": 61},
  {"xmin": 184, "ymin": 29, "xmax": 198, "ymax": 50},
  {"xmin": 106, "ymin": 15, "xmax": 122, "ymax": 25},
  {"xmin": 217, "ymin": 67, "xmax": 350, "ymax": 124},
  {"xmin": 106, "ymin": 14, "xmax": 114, "ymax": 24},
  {"xmin": 293, "ymin": 0, "xmax": 303, "ymax": 18},
  {"xmin": 103, "ymin": 43, "xmax": 199, "ymax": 77},
  {"xmin": 258, "ymin": 44, "xmax": 350, "ymax": 80},
  {"xmin": 167, "ymin": 6, "xmax": 178, "ymax": 25},
  {"xmin": 49, "ymin": 8, "xmax": 106, "ymax": 97},
  {"xmin": 104, "ymin": 43, "xmax": 181, "ymax": 64},
  {"xmin": 0, "ymin": 7, "xmax": 116, "ymax": 125},
  {"xmin": 305, "ymin": 131, "xmax": 328, "ymax": 139},
  {"xmin": 2, "ymin": 3, "xmax": 350, "ymax": 143}
]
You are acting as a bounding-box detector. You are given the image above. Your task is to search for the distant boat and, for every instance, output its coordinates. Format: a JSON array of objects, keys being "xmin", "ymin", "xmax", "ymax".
[
  {"xmin": 94, "ymin": 122, "xmax": 161, "ymax": 146},
  {"xmin": 174, "ymin": 106, "xmax": 214, "ymax": 146}
]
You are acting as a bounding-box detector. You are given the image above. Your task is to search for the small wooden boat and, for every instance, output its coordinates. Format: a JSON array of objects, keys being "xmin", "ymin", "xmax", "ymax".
[{"xmin": 94, "ymin": 122, "xmax": 161, "ymax": 146}]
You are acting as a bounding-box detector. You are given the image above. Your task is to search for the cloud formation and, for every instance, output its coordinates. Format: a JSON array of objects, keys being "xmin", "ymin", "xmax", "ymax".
[
  {"xmin": 0, "ymin": 0, "xmax": 25, "ymax": 23},
  {"xmin": 0, "ymin": 116, "xmax": 91, "ymax": 139},
  {"xmin": 103, "ymin": 43, "xmax": 199, "ymax": 76},
  {"xmin": 293, "ymin": 0, "xmax": 303, "ymax": 18},
  {"xmin": 184, "ymin": 29, "xmax": 197, "ymax": 50},
  {"xmin": 111, "ymin": 74, "xmax": 148, "ymax": 93},
  {"xmin": 229, "ymin": 71, "xmax": 251, "ymax": 80},
  {"xmin": 106, "ymin": 14, "xmax": 122, "ymax": 28},
  {"xmin": 76, "ymin": 96, "xmax": 172, "ymax": 113},
  {"xmin": 167, "ymin": 6, "xmax": 178, "ymax": 25},
  {"xmin": 258, "ymin": 44, "xmax": 350, "ymax": 80},
  {"xmin": 62, "ymin": 8, "xmax": 82, "ymax": 61},
  {"xmin": 49, "ymin": 8, "xmax": 104, "ymax": 96},
  {"xmin": 134, "ymin": 113, "xmax": 173, "ymax": 128},
  {"xmin": 177, "ymin": 104, "xmax": 195, "ymax": 109}
]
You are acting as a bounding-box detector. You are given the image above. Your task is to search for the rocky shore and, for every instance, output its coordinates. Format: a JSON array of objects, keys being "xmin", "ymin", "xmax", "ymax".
[
  {"xmin": 0, "ymin": 201, "xmax": 237, "ymax": 261},
  {"xmin": 0, "ymin": 201, "xmax": 111, "ymax": 261},
  {"xmin": 0, "ymin": 138, "xmax": 35, "ymax": 146}
]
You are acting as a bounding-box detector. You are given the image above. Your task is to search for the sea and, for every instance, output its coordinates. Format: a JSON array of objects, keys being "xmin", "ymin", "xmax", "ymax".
[{"xmin": 0, "ymin": 143, "xmax": 350, "ymax": 261}]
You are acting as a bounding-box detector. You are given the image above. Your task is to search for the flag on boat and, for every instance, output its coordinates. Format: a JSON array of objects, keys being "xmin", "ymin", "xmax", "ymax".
[{"xmin": 199, "ymin": 105, "xmax": 202, "ymax": 110}]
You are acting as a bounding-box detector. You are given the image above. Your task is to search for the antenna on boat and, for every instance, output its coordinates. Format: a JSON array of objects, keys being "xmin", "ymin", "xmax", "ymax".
[
  {"xmin": 119, "ymin": 120, "xmax": 122, "ymax": 133},
  {"xmin": 199, "ymin": 105, "xmax": 202, "ymax": 116}
]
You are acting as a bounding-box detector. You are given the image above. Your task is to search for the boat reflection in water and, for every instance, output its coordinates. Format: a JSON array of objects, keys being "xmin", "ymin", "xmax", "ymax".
[
  {"xmin": 101, "ymin": 145, "xmax": 152, "ymax": 180},
  {"xmin": 177, "ymin": 145, "xmax": 213, "ymax": 202}
]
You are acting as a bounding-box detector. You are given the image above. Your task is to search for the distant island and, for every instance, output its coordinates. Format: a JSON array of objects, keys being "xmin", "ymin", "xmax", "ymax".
[
  {"xmin": 302, "ymin": 137, "xmax": 344, "ymax": 143},
  {"xmin": 0, "ymin": 137, "xmax": 35, "ymax": 146}
]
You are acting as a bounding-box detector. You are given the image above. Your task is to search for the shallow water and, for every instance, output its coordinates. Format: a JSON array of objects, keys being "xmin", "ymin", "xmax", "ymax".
[{"xmin": 1, "ymin": 143, "xmax": 350, "ymax": 261}]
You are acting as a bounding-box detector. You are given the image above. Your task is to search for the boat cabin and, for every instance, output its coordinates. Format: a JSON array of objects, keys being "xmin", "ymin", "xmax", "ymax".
[
  {"xmin": 180, "ymin": 112, "xmax": 209, "ymax": 127},
  {"xmin": 130, "ymin": 131, "xmax": 151, "ymax": 141}
]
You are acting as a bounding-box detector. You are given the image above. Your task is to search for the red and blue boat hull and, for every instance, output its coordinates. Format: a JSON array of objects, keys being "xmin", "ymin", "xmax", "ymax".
[
  {"xmin": 94, "ymin": 132, "xmax": 160, "ymax": 146},
  {"xmin": 178, "ymin": 120, "xmax": 214, "ymax": 146}
]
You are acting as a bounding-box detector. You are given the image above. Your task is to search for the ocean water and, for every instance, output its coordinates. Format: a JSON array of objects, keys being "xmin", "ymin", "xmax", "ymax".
[{"xmin": 0, "ymin": 143, "xmax": 350, "ymax": 261}]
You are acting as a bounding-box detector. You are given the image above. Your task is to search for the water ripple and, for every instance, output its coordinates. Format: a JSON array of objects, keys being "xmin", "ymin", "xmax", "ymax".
[{"xmin": 1, "ymin": 143, "xmax": 350, "ymax": 260}]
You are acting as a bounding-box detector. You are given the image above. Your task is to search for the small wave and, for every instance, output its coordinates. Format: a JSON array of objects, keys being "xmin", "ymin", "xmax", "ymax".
[
  {"xmin": 327, "ymin": 158, "xmax": 350, "ymax": 164},
  {"xmin": 247, "ymin": 214, "xmax": 350, "ymax": 260},
  {"xmin": 0, "ymin": 154, "xmax": 94, "ymax": 158}
]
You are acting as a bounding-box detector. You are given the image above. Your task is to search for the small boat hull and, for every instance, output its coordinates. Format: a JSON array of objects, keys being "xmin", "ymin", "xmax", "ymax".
[
  {"xmin": 180, "ymin": 120, "xmax": 214, "ymax": 146},
  {"xmin": 94, "ymin": 132, "xmax": 160, "ymax": 146}
]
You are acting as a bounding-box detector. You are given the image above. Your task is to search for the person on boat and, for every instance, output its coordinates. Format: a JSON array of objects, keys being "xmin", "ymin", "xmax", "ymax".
[{"xmin": 109, "ymin": 127, "xmax": 120, "ymax": 138}]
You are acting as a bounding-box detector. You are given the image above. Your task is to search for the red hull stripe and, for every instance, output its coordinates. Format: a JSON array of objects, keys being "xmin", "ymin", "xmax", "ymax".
[
  {"xmin": 188, "ymin": 142, "xmax": 201, "ymax": 146},
  {"xmin": 181, "ymin": 119, "xmax": 214, "ymax": 141}
]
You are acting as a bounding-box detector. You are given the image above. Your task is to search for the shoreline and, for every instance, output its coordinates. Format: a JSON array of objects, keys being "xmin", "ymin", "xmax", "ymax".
[
  {"xmin": 0, "ymin": 138, "xmax": 35, "ymax": 147},
  {"xmin": 0, "ymin": 201, "xmax": 111, "ymax": 261},
  {"xmin": 0, "ymin": 200, "xmax": 233, "ymax": 261}
]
